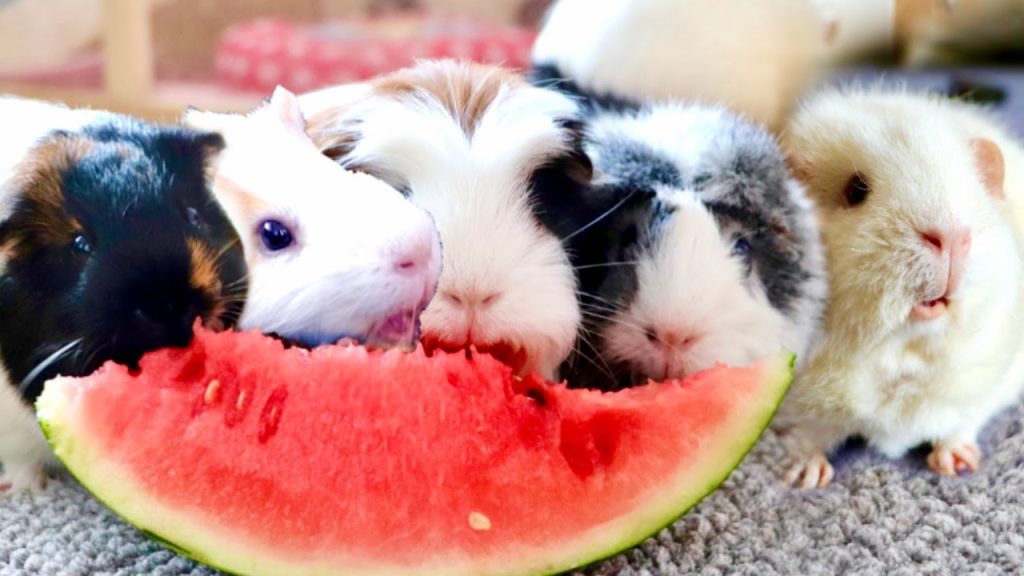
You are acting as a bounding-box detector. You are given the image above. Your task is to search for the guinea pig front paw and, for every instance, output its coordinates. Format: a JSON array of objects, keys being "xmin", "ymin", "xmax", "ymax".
[
  {"xmin": 926, "ymin": 440, "xmax": 981, "ymax": 477},
  {"xmin": 0, "ymin": 462, "xmax": 48, "ymax": 495},
  {"xmin": 784, "ymin": 452, "xmax": 834, "ymax": 489}
]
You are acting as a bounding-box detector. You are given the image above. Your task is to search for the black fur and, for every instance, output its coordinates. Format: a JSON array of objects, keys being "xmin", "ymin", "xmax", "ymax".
[
  {"xmin": 0, "ymin": 115, "xmax": 247, "ymax": 401},
  {"xmin": 529, "ymin": 63, "xmax": 641, "ymax": 115}
]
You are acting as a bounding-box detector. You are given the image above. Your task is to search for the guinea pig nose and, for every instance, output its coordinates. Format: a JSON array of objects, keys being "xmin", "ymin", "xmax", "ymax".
[{"xmin": 391, "ymin": 226, "xmax": 438, "ymax": 276}]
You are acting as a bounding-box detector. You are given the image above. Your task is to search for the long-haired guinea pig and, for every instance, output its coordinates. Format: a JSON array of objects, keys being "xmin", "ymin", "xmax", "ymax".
[
  {"xmin": 559, "ymin": 103, "xmax": 826, "ymax": 390},
  {"xmin": 184, "ymin": 87, "xmax": 441, "ymax": 349},
  {"xmin": 776, "ymin": 88, "xmax": 1024, "ymax": 489},
  {"xmin": 530, "ymin": 0, "xmax": 826, "ymax": 131},
  {"xmin": 300, "ymin": 60, "xmax": 592, "ymax": 380},
  {"xmin": 0, "ymin": 96, "xmax": 246, "ymax": 493}
]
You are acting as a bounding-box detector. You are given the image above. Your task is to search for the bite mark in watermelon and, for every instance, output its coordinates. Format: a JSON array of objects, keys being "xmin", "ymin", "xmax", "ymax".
[{"xmin": 36, "ymin": 327, "xmax": 792, "ymax": 576}]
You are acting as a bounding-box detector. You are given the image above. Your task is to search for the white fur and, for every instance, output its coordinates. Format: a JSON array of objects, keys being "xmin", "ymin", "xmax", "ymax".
[
  {"xmin": 777, "ymin": 89, "xmax": 1024, "ymax": 484},
  {"xmin": 0, "ymin": 358, "xmax": 55, "ymax": 493},
  {"xmin": 603, "ymin": 191, "xmax": 790, "ymax": 381},
  {"xmin": 300, "ymin": 63, "xmax": 583, "ymax": 379},
  {"xmin": 531, "ymin": 0, "xmax": 825, "ymax": 130},
  {"xmin": 184, "ymin": 88, "xmax": 441, "ymax": 346}
]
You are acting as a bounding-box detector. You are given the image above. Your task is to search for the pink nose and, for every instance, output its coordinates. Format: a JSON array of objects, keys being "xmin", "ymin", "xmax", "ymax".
[
  {"xmin": 392, "ymin": 226, "xmax": 437, "ymax": 276},
  {"xmin": 920, "ymin": 227, "xmax": 972, "ymax": 296},
  {"xmin": 647, "ymin": 328, "xmax": 698, "ymax": 350}
]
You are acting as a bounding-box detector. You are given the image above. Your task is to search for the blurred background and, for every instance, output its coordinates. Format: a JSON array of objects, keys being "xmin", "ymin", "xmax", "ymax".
[{"xmin": 0, "ymin": 0, "xmax": 1020, "ymax": 122}]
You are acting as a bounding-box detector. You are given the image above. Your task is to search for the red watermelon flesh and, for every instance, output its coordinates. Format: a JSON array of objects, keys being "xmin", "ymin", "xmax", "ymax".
[{"xmin": 37, "ymin": 327, "xmax": 792, "ymax": 576}]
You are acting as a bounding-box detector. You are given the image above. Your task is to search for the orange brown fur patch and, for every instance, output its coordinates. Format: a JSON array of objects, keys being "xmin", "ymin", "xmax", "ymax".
[
  {"xmin": 3, "ymin": 134, "xmax": 93, "ymax": 252},
  {"xmin": 187, "ymin": 237, "xmax": 223, "ymax": 298},
  {"xmin": 373, "ymin": 61, "xmax": 522, "ymax": 137},
  {"xmin": 304, "ymin": 114, "xmax": 359, "ymax": 162}
]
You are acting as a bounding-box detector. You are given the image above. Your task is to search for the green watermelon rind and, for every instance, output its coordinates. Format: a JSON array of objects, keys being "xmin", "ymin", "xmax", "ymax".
[{"xmin": 37, "ymin": 352, "xmax": 794, "ymax": 576}]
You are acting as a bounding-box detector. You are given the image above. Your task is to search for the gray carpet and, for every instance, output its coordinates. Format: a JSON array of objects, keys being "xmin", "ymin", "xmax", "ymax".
[{"xmin": 3, "ymin": 396, "xmax": 1024, "ymax": 576}]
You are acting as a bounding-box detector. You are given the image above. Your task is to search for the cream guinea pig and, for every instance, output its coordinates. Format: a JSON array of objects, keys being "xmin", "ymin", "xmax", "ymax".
[
  {"xmin": 300, "ymin": 60, "xmax": 591, "ymax": 380},
  {"xmin": 184, "ymin": 87, "xmax": 441, "ymax": 349},
  {"xmin": 776, "ymin": 88, "xmax": 1024, "ymax": 489}
]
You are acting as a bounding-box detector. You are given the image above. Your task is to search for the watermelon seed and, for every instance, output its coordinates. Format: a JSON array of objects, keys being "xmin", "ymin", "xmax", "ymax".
[
  {"xmin": 204, "ymin": 380, "xmax": 221, "ymax": 404},
  {"xmin": 525, "ymin": 389, "xmax": 547, "ymax": 407},
  {"xmin": 236, "ymin": 390, "xmax": 247, "ymax": 410},
  {"xmin": 467, "ymin": 511, "xmax": 491, "ymax": 532}
]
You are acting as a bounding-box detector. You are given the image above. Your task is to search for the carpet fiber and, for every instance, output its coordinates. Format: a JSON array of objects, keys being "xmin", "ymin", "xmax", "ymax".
[{"xmin": 3, "ymin": 397, "xmax": 1024, "ymax": 576}]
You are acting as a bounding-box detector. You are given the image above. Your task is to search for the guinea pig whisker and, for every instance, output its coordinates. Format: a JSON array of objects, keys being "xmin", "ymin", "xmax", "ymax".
[
  {"xmin": 572, "ymin": 334, "xmax": 618, "ymax": 385},
  {"xmin": 18, "ymin": 338, "xmax": 83, "ymax": 395},
  {"xmin": 214, "ymin": 237, "xmax": 242, "ymax": 263},
  {"xmin": 573, "ymin": 261, "xmax": 642, "ymax": 271},
  {"xmin": 561, "ymin": 190, "xmax": 638, "ymax": 244},
  {"xmin": 574, "ymin": 289, "xmax": 624, "ymax": 310}
]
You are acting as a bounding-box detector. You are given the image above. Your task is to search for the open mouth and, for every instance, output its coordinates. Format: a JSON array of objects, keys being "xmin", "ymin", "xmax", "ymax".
[
  {"xmin": 421, "ymin": 337, "xmax": 529, "ymax": 375},
  {"xmin": 365, "ymin": 308, "xmax": 421, "ymax": 351},
  {"xmin": 911, "ymin": 297, "xmax": 949, "ymax": 321}
]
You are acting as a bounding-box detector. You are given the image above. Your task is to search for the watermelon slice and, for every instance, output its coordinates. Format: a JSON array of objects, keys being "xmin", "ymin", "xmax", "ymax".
[{"xmin": 36, "ymin": 327, "xmax": 791, "ymax": 576}]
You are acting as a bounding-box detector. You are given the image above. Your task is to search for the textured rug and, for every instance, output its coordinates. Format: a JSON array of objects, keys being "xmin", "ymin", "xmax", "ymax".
[{"xmin": 3, "ymin": 395, "xmax": 1024, "ymax": 576}]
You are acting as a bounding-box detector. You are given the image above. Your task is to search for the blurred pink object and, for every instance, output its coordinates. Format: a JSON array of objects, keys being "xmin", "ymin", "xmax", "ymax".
[
  {"xmin": 215, "ymin": 14, "xmax": 536, "ymax": 93},
  {"xmin": 0, "ymin": 51, "xmax": 103, "ymax": 89}
]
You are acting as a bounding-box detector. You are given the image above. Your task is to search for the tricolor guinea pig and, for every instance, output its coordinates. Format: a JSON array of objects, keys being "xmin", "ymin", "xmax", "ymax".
[
  {"xmin": 559, "ymin": 103, "xmax": 826, "ymax": 389},
  {"xmin": 184, "ymin": 87, "xmax": 441, "ymax": 349},
  {"xmin": 777, "ymin": 88, "xmax": 1024, "ymax": 489},
  {"xmin": 0, "ymin": 96, "xmax": 246, "ymax": 493},
  {"xmin": 300, "ymin": 60, "xmax": 592, "ymax": 380}
]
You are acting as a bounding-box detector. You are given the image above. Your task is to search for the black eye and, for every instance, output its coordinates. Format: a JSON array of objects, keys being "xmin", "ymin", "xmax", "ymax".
[
  {"xmin": 259, "ymin": 220, "xmax": 293, "ymax": 251},
  {"xmin": 731, "ymin": 236, "xmax": 751, "ymax": 258},
  {"xmin": 186, "ymin": 207, "xmax": 203, "ymax": 229},
  {"xmin": 72, "ymin": 234, "xmax": 92, "ymax": 255},
  {"xmin": 843, "ymin": 173, "xmax": 871, "ymax": 207}
]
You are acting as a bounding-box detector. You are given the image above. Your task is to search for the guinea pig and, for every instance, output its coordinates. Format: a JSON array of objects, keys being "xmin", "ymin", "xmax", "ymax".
[
  {"xmin": 559, "ymin": 103, "xmax": 827, "ymax": 389},
  {"xmin": 530, "ymin": 0, "xmax": 827, "ymax": 131},
  {"xmin": 0, "ymin": 97, "xmax": 247, "ymax": 493},
  {"xmin": 776, "ymin": 88, "xmax": 1024, "ymax": 489},
  {"xmin": 300, "ymin": 60, "xmax": 592, "ymax": 380},
  {"xmin": 183, "ymin": 87, "xmax": 441, "ymax": 349}
]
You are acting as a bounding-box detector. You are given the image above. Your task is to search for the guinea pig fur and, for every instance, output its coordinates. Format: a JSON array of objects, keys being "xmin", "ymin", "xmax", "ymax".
[
  {"xmin": 0, "ymin": 97, "xmax": 247, "ymax": 493},
  {"xmin": 561, "ymin": 103, "xmax": 827, "ymax": 390},
  {"xmin": 777, "ymin": 88, "xmax": 1024, "ymax": 489},
  {"xmin": 301, "ymin": 60, "xmax": 591, "ymax": 380},
  {"xmin": 184, "ymin": 87, "xmax": 441, "ymax": 349},
  {"xmin": 530, "ymin": 0, "xmax": 826, "ymax": 131}
]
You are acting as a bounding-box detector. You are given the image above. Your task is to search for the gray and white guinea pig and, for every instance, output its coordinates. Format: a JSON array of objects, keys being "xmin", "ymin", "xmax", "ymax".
[
  {"xmin": 776, "ymin": 89, "xmax": 1024, "ymax": 489},
  {"xmin": 0, "ymin": 96, "xmax": 246, "ymax": 493},
  {"xmin": 184, "ymin": 87, "xmax": 441, "ymax": 349},
  {"xmin": 300, "ymin": 60, "xmax": 592, "ymax": 380},
  {"xmin": 561, "ymin": 103, "xmax": 827, "ymax": 390},
  {"xmin": 530, "ymin": 0, "xmax": 826, "ymax": 131}
]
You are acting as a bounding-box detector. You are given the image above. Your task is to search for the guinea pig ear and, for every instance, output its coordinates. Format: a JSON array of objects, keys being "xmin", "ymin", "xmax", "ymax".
[
  {"xmin": 784, "ymin": 153, "xmax": 813, "ymax": 183},
  {"xmin": 969, "ymin": 138, "xmax": 1005, "ymax": 200},
  {"xmin": 269, "ymin": 85, "xmax": 308, "ymax": 137},
  {"xmin": 182, "ymin": 108, "xmax": 238, "ymax": 136}
]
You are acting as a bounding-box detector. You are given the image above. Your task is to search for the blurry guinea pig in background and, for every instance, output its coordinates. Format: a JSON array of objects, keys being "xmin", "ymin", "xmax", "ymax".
[
  {"xmin": 559, "ymin": 104, "xmax": 827, "ymax": 390},
  {"xmin": 184, "ymin": 87, "xmax": 441, "ymax": 349},
  {"xmin": 0, "ymin": 97, "xmax": 246, "ymax": 492},
  {"xmin": 300, "ymin": 60, "xmax": 592, "ymax": 380}
]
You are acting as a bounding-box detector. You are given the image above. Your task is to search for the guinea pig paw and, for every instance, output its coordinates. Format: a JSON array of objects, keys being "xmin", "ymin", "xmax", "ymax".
[
  {"xmin": 784, "ymin": 453, "xmax": 834, "ymax": 489},
  {"xmin": 0, "ymin": 464, "xmax": 48, "ymax": 495},
  {"xmin": 926, "ymin": 440, "xmax": 981, "ymax": 477}
]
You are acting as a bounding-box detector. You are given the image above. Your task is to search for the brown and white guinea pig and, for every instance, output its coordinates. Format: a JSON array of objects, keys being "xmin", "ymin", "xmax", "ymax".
[
  {"xmin": 184, "ymin": 87, "xmax": 441, "ymax": 349},
  {"xmin": 0, "ymin": 96, "xmax": 246, "ymax": 493},
  {"xmin": 558, "ymin": 103, "xmax": 827, "ymax": 389},
  {"xmin": 299, "ymin": 60, "xmax": 591, "ymax": 380},
  {"xmin": 530, "ymin": 0, "xmax": 827, "ymax": 131},
  {"xmin": 776, "ymin": 88, "xmax": 1024, "ymax": 489}
]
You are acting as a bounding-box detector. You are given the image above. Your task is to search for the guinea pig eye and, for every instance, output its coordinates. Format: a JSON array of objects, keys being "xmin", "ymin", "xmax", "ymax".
[
  {"xmin": 731, "ymin": 237, "xmax": 751, "ymax": 259},
  {"xmin": 186, "ymin": 207, "xmax": 203, "ymax": 229},
  {"xmin": 843, "ymin": 173, "xmax": 871, "ymax": 207},
  {"xmin": 71, "ymin": 234, "xmax": 92, "ymax": 255},
  {"xmin": 259, "ymin": 220, "xmax": 294, "ymax": 252}
]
